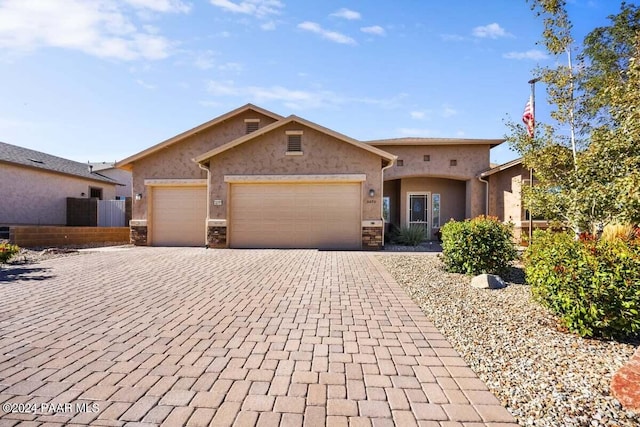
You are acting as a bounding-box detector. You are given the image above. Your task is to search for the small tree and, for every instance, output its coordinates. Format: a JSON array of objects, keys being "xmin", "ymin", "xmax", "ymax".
[{"xmin": 506, "ymin": 1, "xmax": 640, "ymax": 233}]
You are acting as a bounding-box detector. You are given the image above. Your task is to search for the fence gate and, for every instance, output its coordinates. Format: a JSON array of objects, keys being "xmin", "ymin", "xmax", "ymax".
[{"xmin": 98, "ymin": 200, "xmax": 126, "ymax": 227}]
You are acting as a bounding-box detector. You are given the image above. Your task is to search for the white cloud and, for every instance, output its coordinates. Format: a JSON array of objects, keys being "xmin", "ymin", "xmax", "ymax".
[
  {"xmin": 194, "ymin": 50, "xmax": 216, "ymax": 69},
  {"xmin": 297, "ymin": 21, "xmax": 356, "ymax": 45},
  {"xmin": 472, "ymin": 23, "xmax": 511, "ymax": 39},
  {"xmin": 442, "ymin": 106, "xmax": 458, "ymax": 118},
  {"xmin": 205, "ymin": 80, "xmax": 404, "ymax": 110},
  {"xmin": 136, "ymin": 79, "xmax": 156, "ymax": 89},
  {"xmin": 361, "ymin": 25, "xmax": 385, "ymax": 36},
  {"xmin": 218, "ymin": 62, "xmax": 243, "ymax": 72},
  {"xmin": 398, "ymin": 127, "xmax": 434, "ymax": 137},
  {"xmin": 0, "ymin": 0, "xmax": 176, "ymax": 60},
  {"xmin": 330, "ymin": 8, "xmax": 361, "ymax": 20},
  {"xmin": 440, "ymin": 33, "xmax": 466, "ymax": 42},
  {"xmin": 260, "ymin": 20, "xmax": 276, "ymax": 30},
  {"xmin": 124, "ymin": 0, "xmax": 191, "ymax": 13},
  {"xmin": 503, "ymin": 49, "xmax": 549, "ymax": 60},
  {"xmin": 410, "ymin": 111, "xmax": 428, "ymax": 120},
  {"xmin": 209, "ymin": 0, "xmax": 283, "ymax": 18}
]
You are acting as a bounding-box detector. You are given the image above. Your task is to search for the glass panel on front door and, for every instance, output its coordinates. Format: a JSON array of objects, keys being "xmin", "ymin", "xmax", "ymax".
[{"xmin": 408, "ymin": 194, "xmax": 430, "ymax": 239}]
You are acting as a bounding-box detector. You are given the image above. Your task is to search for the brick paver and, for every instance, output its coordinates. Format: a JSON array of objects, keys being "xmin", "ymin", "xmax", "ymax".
[{"xmin": 0, "ymin": 247, "xmax": 517, "ymax": 425}]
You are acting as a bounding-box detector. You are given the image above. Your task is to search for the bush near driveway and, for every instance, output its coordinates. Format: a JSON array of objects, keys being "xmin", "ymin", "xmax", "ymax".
[
  {"xmin": 392, "ymin": 225, "xmax": 427, "ymax": 246},
  {"xmin": 440, "ymin": 215, "xmax": 517, "ymax": 276},
  {"xmin": 525, "ymin": 229, "xmax": 640, "ymax": 339},
  {"xmin": 0, "ymin": 242, "xmax": 19, "ymax": 264}
]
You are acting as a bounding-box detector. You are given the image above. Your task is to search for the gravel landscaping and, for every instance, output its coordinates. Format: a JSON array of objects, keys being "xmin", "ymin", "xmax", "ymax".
[{"xmin": 377, "ymin": 253, "xmax": 640, "ymax": 427}]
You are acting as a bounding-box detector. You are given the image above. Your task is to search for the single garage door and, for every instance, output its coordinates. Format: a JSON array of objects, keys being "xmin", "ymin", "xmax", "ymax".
[
  {"xmin": 152, "ymin": 186, "xmax": 207, "ymax": 246},
  {"xmin": 230, "ymin": 182, "xmax": 361, "ymax": 249}
]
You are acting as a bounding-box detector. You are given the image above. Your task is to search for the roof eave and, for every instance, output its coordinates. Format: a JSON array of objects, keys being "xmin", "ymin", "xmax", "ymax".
[{"xmin": 116, "ymin": 103, "xmax": 284, "ymax": 169}]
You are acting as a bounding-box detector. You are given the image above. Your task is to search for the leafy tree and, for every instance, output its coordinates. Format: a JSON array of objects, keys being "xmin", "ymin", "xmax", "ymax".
[{"xmin": 506, "ymin": 1, "xmax": 640, "ymax": 233}]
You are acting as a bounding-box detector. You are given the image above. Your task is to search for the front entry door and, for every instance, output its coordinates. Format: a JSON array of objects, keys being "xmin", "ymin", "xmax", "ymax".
[{"xmin": 408, "ymin": 192, "xmax": 431, "ymax": 240}]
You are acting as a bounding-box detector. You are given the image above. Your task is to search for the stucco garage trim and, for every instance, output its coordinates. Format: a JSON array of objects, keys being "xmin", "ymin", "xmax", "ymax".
[
  {"xmin": 145, "ymin": 179, "xmax": 207, "ymax": 186},
  {"xmin": 224, "ymin": 174, "xmax": 367, "ymax": 183}
]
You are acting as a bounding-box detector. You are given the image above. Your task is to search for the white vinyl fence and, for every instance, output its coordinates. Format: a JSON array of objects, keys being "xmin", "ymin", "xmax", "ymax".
[{"xmin": 98, "ymin": 200, "xmax": 126, "ymax": 227}]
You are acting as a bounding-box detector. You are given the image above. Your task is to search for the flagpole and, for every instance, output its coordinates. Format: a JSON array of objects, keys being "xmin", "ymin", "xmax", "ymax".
[{"xmin": 528, "ymin": 77, "xmax": 540, "ymax": 244}]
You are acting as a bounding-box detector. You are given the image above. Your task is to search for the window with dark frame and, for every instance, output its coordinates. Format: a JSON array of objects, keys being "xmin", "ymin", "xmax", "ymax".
[
  {"xmin": 423, "ymin": 155, "xmax": 430, "ymax": 161},
  {"xmin": 450, "ymin": 159, "xmax": 457, "ymax": 166},
  {"xmin": 89, "ymin": 187, "xmax": 103, "ymax": 200},
  {"xmin": 397, "ymin": 159, "xmax": 404, "ymax": 167}
]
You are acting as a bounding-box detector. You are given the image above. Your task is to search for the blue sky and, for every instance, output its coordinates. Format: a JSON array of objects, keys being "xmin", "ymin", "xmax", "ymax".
[{"xmin": 0, "ymin": 0, "xmax": 622, "ymax": 165}]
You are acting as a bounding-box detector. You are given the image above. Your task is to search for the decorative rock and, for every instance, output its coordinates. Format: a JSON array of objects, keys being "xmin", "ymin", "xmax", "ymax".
[
  {"xmin": 611, "ymin": 347, "xmax": 640, "ymax": 413},
  {"xmin": 471, "ymin": 273, "xmax": 506, "ymax": 289}
]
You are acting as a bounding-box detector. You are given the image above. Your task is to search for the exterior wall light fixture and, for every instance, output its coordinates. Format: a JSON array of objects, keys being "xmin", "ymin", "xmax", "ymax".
[
  {"xmin": 369, "ymin": 189, "xmax": 375, "ymax": 197},
  {"xmin": 135, "ymin": 193, "xmax": 143, "ymax": 201}
]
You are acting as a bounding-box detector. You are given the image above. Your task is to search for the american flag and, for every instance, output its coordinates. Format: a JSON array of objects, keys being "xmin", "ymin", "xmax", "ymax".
[{"xmin": 522, "ymin": 97, "xmax": 534, "ymax": 137}]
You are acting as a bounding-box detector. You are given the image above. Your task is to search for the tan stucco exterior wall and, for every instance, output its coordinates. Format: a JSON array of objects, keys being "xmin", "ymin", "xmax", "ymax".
[
  {"xmin": 374, "ymin": 144, "xmax": 491, "ymax": 181},
  {"xmin": 130, "ymin": 110, "xmax": 279, "ymax": 219},
  {"xmin": 398, "ymin": 177, "xmax": 466, "ymax": 228},
  {"xmin": 487, "ymin": 165, "xmax": 527, "ymax": 223},
  {"xmin": 0, "ymin": 163, "xmax": 116, "ymax": 225},
  {"xmin": 205, "ymin": 122, "xmax": 385, "ymax": 222}
]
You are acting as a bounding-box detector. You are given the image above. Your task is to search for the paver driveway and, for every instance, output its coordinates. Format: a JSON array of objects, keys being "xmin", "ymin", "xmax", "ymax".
[{"xmin": 0, "ymin": 247, "xmax": 517, "ymax": 426}]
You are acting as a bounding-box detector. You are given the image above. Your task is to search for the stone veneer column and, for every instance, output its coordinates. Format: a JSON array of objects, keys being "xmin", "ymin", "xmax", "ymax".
[
  {"xmin": 361, "ymin": 220, "xmax": 383, "ymax": 250},
  {"xmin": 206, "ymin": 220, "xmax": 227, "ymax": 248},
  {"xmin": 130, "ymin": 220, "xmax": 147, "ymax": 246}
]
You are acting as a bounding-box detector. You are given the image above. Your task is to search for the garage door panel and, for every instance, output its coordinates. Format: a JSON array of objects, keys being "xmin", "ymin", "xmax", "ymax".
[
  {"xmin": 152, "ymin": 186, "xmax": 206, "ymax": 247},
  {"xmin": 230, "ymin": 183, "xmax": 361, "ymax": 249}
]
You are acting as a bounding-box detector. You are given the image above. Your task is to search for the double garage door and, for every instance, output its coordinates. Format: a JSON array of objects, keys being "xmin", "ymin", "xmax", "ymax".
[
  {"xmin": 151, "ymin": 183, "xmax": 362, "ymax": 249},
  {"xmin": 230, "ymin": 182, "xmax": 362, "ymax": 249}
]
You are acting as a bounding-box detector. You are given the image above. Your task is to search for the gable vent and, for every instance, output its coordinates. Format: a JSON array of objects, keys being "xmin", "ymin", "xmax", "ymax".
[
  {"xmin": 245, "ymin": 120, "xmax": 260, "ymax": 134},
  {"xmin": 287, "ymin": 134, "xmax": 302, "ymax": 152}
]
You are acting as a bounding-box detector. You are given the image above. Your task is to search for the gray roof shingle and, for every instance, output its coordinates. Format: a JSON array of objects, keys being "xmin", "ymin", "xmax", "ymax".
[{"xmin": 0, "ymin": 141, "xmax": 118, "ymax": 185}]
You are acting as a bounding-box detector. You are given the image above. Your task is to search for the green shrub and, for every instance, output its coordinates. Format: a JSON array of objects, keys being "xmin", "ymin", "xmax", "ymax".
[
  {"xmin": 0, "ymin": 242, "xmax": 20, "ymax": 264},
  {"xmin": 440, "ymin": 215, "xmax": 516, "ymax": 276},
  {"xmin": 393, "ymin": 225, "xmax": 427, "ymax": 246},
  {"xmin": 525, "ymin": 230, "xmax": 640, "ymax": 339}
]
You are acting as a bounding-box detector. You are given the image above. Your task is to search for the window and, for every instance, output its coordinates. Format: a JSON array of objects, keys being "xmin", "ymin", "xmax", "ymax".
[
  {"xmin": 245, "ymin": 119, "xmax": 260, "ymax": 134},
  {"xmin": 396, "ymin": 159, "xmax": 404, "ymax": 167},
  {"xmin": 89, "ymin": 187, "xmax": 103, "ymax": 200},
  {"xmin": 432, "ymin": 193, "xmax": 440, "ymax": 228},
  {"xmin": 382, "ymin": 197, "xmax": 390, "ymax": 223},
  {"xmin": 286, "ymin": 130, "xmax": 303, "ymax": 153},
  {"xmin": 423, "ymin": 155, "xmax": 430, "ymax": 162},
  {"xmin": 450, "ymin": 159, "xmax": 457, "ymax": 166}
]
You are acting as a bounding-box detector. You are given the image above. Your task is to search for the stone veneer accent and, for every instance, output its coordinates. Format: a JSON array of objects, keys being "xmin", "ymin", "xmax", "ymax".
[
  {"xmin": 131, "ymin": 226, "xmax": 147, "ymax": 246},
  {"xmin": 207, "ymin": 226, "xmax": 227, "ymax": 248},
  {"xmin": 362, "ymin": 226, "xmax": 383, "ymax": 250}
]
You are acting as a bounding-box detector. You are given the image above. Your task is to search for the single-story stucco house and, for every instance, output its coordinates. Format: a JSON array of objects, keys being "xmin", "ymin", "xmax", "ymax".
[
  {"xmin": 89, "ymin": 162, "xmax": 133, "ymax": 200},
  {"xmin": 117, "ymin": 104, "xmax": 527, "ymax": 249},
  {"xmin": 0, "ymin": 141, "xmax": 121, "ymax": 226}
]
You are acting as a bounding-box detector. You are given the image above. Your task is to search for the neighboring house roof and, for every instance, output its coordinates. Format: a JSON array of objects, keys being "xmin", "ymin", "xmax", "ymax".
[
  {"xmin": 193, "ymin": 115, "xmax": 397, "ymax": 165},
  {"xmin": 479, "ymin": 157, "xmax": 524, "ymax": 177},
  {"xmin": 116, "ymin": 103, "xmax": 284, "ymax": 170},
  {"xmin": 0, "ymin": 141, "xmax": 119, "ymax": 185},
  {"xmin": 365, "ymin": 137, "xmax": 505, "ymax": 148},
  {"xmin": 89, "ymin": 162, "xmax": 118, "ymax": 172}
]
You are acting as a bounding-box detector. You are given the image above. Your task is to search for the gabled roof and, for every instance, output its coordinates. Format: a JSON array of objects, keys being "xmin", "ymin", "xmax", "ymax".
[
  {"xmin": 366, "ymin": 137, "xmax": 505, "ymax": 148},
  {"xmin": 479, "ymin": 157, "xmax": 524, "ymax": 177},
  {"xmin": 193, "ymin": 115, "xmax": 396, "ymax": 165},
  {"xmin": 116, "ymin": 104, "xmax": 284, "ymax": 170},
  {"xmin": 0, "ymin": 141, "xmax": 118, "ymax": 185}
]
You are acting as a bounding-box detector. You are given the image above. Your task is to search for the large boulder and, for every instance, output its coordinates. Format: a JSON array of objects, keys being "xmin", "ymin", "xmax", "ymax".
[
  {"xmin": 611, "ymin": 347, "xmax": 640, "ymax": 413},
  {"xmin": 471, "ymin": 274, "xmax": 506, "ymax": 289}
]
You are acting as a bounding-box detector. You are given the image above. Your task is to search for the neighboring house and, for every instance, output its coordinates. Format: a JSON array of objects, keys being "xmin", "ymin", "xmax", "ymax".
[
  {"xmin": 116, "ymin": 103, "xmax": 519, "ymax": 249},
  {"xmin": 89, "ymin": 162, "xmax": 132, "ymax": 199},
  {"xmin": 480, "ymin": 157, "xmax": 547, "ymax": 242},
  {"xmin": 0, "ymin": 141, "xmax": 120, "ymax": 225}
]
